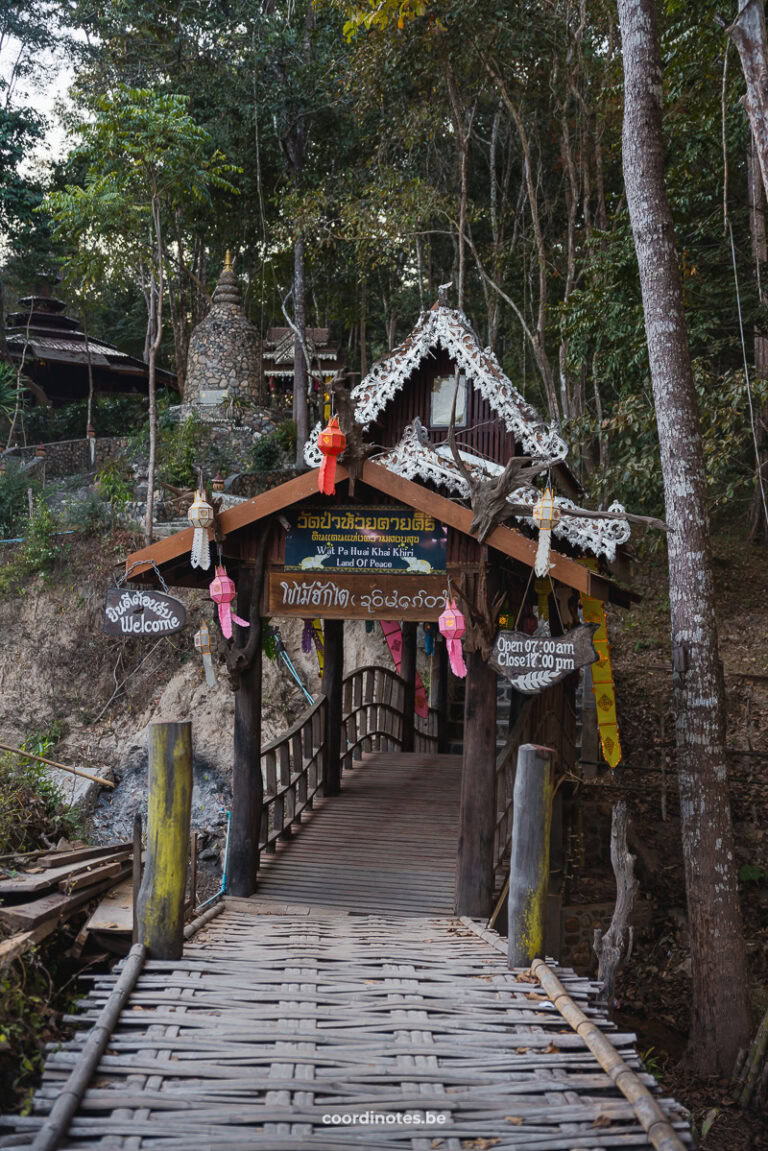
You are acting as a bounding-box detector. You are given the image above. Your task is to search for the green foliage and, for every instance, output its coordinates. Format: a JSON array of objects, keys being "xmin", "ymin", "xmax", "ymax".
[
  {"xmin": 0, "ymin": 500, "xmax": 60, "ymax": 596},
  {"xmin": 24, "ymin": 395, "xmax": 148, "ymax": 445},
  {"xmin": 250, "ymin": 433, "xmax": 283, "ymax": 473},
  {"xmin": 0, "ymin": 738, "xmax": 82, "ymax": 858},
  {"xmin": 274, "ymin": 420, "xmax": 297, "ymax": 457},
  {"xmin": 65, "ymin": 491, "xmax": 111, "ymax": 536},
  {"xmin": 157, "ymin": 412, "xmax": 205, "ymax": 488},
  {"xmin": 0, "ymin": 460, "xmax": 35, "ymax": 539},
  {"xmin": 96, "ymin": 460, "xmax": 133, "ymax": 508},
  {"xmin": 0, "ymin": 361, "xmax": 18, "ymax": 420},
  {"xmin": 342, "ymin": 0, "xmax": 431, "ymax": 39},
  {"xmin": 738, "ymin": 863, "xmax": 767, "ymax": 885}
]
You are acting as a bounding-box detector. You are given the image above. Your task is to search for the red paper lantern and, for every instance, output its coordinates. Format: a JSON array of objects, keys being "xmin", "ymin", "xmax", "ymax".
[{"xmin": 317, "ymin": 415, "xmax": 346, "ymax": 495}]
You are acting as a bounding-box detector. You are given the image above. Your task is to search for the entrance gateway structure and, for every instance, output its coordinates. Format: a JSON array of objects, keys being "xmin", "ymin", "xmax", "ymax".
[
  {"xmin": 4, "ymin": 304, "xmax": 693, "ymax": 1151},
  {"xmin": 126, "ymin": 300, "xmax": 636, "ymax": 918}
]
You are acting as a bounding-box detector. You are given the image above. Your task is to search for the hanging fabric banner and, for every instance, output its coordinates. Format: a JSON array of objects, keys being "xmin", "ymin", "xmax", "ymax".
[
  {"xmin": 580, "ymin": 591, "xmax": 621, "ymax": 768},
  {"xmin": 379, "ymin": 620, "xmax": 428, "ymax": 718},
  {"xmin": 312, "ymin": 619, "xmax": 325, "ymax": 677}
]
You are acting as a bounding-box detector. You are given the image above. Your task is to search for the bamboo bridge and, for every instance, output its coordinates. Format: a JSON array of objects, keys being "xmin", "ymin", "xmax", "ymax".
[{"xmin": 0, "ymin": 667, "xmax": 692, "ymax": 1150}]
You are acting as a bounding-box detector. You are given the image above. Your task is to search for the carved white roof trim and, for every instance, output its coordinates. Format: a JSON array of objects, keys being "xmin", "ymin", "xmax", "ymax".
[{"xmin": 376, "ymin": 422, "xmax": 631, "ymax": 561}]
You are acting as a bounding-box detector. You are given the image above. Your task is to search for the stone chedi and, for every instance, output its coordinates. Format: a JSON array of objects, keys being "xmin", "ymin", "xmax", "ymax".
[{"xmin": 184, "ymin": 253, "xmax": 262, "ymax": 412}]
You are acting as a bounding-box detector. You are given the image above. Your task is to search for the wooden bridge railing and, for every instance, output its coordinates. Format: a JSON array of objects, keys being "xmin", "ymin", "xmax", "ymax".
[
  {"xmin": 258, "ymin": 664, "xmax": 439, "ymax": 854},
  {"xmin": 260, "ymin": 695, "xmax": 326, "ymax": 853}
]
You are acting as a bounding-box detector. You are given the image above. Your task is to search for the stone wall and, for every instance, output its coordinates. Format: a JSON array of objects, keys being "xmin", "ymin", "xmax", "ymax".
[{"xmin": 4, "ymin": 437, "xmax": 128, "ymax": 480}]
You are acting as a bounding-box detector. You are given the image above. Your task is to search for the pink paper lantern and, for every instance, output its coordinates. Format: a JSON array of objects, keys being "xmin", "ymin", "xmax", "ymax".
[
  {"xmin": 438, "ymin": 599, "xmax": 467, "ymax": 678},
  {"xmin": 209, "ymin": 565, "xmax": 250, "ymax": 639}
]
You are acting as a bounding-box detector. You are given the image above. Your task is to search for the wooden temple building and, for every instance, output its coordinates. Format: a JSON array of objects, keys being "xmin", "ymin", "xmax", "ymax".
[
  {"xmin": 126, "ymin": 301, "xmax": 634, "ymax": 921},
  {"xmin": 262, "ymin": 325, "xmax": 344, "ymax": 409},
  {"xmin": 5, "ymin": 294, "xmax": 177, "ymax": 406}
]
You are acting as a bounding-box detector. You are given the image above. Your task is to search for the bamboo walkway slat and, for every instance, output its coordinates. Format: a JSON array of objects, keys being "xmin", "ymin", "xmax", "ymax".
[{"xmin": 0, "ymin": 750, "xmax": 692, "ymax": 1149}]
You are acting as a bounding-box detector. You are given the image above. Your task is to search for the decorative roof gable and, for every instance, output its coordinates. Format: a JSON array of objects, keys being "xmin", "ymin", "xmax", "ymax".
[{"xmin": 306, "ymin": 305, "xmax": 567, "ymax": 462}]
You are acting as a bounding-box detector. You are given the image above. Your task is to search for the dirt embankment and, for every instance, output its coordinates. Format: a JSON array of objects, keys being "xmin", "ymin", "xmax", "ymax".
[{"xmin": 0, "ymin": 532, "xmax": 389, "ymax": 845}]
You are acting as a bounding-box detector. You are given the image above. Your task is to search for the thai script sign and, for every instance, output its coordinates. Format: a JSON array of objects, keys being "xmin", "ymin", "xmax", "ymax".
[
  {"xmin": 284, "ymin": 506, "xmax": 447, "ymax": 574},
  {"xmin": 267, "ymin": 572, "xmax": 448, "ymax": 620},
  {"xmin": 489, "ymin": 624, "xmax": 598, "ymax": 695},
  {"xmin": 103, "ymin": 588, "xmax": 187, "ymax": 636}
]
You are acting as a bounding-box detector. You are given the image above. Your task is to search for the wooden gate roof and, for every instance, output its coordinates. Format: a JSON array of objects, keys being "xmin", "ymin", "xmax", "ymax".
[{"xmin": 125, "ymin": 462, "xmax": 633, "ymax": 605}]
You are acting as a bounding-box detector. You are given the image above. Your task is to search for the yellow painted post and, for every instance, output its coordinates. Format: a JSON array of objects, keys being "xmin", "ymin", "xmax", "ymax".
[
  {"xmin": 507, "ymin": 743, "xmax": 554, "ymax": 968},
  {"xmin": 137, "ymin": 721, "xmax": 192, "ymax": 960}
]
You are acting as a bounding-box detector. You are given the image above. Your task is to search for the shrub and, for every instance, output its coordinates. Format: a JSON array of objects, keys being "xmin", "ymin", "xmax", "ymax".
[
  {"xmin": 0, "ymin": 461, "xmax": 36, "ymax": 539},
  {"xmin": 251, "ymin": 433, "xmax": 282, "ymax": 473},
  {"xmin": 274, "ymin": 419, "xmax": 297, "ymax": 457},
  {"xmin": 96, "ymin": 460, "xmax": 132, "ymax": 508},
  {"xmin": 157, "ymin": 412, "xmax": 204, "ymax": 488},
  {"xmin": 66, "ymin": 491, "xmax": 111, "ymax": 536},
  {"xmin": 24, "ymin": 394, "xmax": 148, "ymax": 444},
  {"xmin": 0, "ymin": 500, "xmax": 61, "ymax": 596}
]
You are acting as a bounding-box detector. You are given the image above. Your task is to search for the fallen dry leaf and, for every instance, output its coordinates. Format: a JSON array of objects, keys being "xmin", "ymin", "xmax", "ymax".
[{"xmin": 505, "ymin": 1116, "xmax": 524, "ymax": 1125}]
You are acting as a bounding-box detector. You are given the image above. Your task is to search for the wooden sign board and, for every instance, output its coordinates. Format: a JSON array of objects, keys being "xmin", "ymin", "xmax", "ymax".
[
  {"xmin": 103, "ymin": 588, "xmax": 187, "ymax": 636},
  {"xmin": 489, "ymin": 624, "xmax": 598, "ymax": 695},
  {"xmin": 284, "ymin": 506, "xmax": 447, "ymax": 574},
  {"xmin": 267, "ymin": 571, "xmax": 448, "ymax": 620}
]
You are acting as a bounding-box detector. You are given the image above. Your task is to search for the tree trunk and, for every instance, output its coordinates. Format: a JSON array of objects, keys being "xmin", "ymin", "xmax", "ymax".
[
  {"xmin": 360, "ymin": 275, "xmax": 368, "ymax": 377},
  {"xmin": 617, "ymin": 0, "xmax": 750, "ymax": 1076},
  {"xmin": 455, "ymin": 650, "xmax": 497, "ymax": 918},
  {"xmin": 747, "ymin": 135, "xmax": 768, "ymax": 543},
  {"xmin": 728, "ymin": 1, "xmax": 768, "ymax": 209},
  {"xmin": 145, "ymin": 196, "xmax": 164, "ymax": 546},
  {"xmin": 293, "ymin": 234, "xmax": 309, "ymax": 467},
  {"xmin": 229, "ymin": 565, "xmax": 264, "ymax": 897}
]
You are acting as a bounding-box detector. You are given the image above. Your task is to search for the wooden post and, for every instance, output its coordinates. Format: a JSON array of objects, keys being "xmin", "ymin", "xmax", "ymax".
[
  {"xmin": 401, "ymin": 621, "xmax": 417, "ymax": 753},
  {"xmin": 322, "ymin": 619, "xmax": 344, "ymax": 795},
  {"xmin": 131, "ymin": 811, "xmax": 142, "ymax": 946},
  {"xmin": 136, "ymin": 722, "xmax": 192, "ymax": 960},
  {"xmin": 434, "ymin": 635, "xmax": 449, "ymax": 754},
  {"xmin": 230, "ymin": 565, "xmax": 263, "ymax": 897},
  {"xmin": 455, "ymin": 649, "xmax": 497, "ymax": 917},
  {"xmin": 508, "ymin": 743, "xmax": 554, "ymax": 968}
]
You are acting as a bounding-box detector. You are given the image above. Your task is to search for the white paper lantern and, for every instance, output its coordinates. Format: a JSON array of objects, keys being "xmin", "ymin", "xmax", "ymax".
[{"xmin": 188, "ymin": 489, "xmax": 214, "ymax": 570}]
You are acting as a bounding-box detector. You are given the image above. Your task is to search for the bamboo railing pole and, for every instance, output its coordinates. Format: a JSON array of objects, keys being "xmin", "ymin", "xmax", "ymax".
[
  {"xmin": 0, "ymin": 742, "xmax": 114, "ymax": 788},
  {"xmin": 530, "ymin": 957, "xmax": 687, "ymax": 1151},
  {"xmin": 30, "ymin": 943, "xmax": 146, "ymax": 1151}
]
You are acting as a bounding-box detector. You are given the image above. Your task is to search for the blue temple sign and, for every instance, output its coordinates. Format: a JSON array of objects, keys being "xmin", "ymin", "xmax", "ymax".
[{"xmin": 284, "ymin": 506, "xmax": 447, "ymax": 574}]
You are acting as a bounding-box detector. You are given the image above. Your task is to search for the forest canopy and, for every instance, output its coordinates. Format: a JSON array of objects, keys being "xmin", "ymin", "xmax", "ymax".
[{"xmin": 2, "ymin": 0, "xmax": 767, "ymax": 528}]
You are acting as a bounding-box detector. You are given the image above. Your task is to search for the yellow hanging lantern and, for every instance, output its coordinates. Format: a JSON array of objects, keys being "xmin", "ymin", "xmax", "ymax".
[
  {"xmin": 532, "ymin": 486, "xmax": 561, "ymax": 578},
  {"xmin": 188, "ymin": 489, "xmax": 214, "ymax": 570}
]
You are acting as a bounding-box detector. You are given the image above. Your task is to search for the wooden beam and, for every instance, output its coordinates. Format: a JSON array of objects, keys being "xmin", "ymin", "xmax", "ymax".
[
  {"xmin": 125, "ymin": 469, "xmax": 343, "ymax": 577},
  {"xmin": 229, "ymin": 565, "xmax": 263, "ymax": 897},
  {"xmin": 400, "ymin": 622, "xmax": 417, "ymax": 753},
  {"xmin": 124, "ymin": 460, "xmax": 635, "ymax": 605},
  {"xmin": 360, "ymin": 463, "xmax": 595, "ymax": 598},
  {"xmin": 434, "ymin": 636, "xmax": 449, "ymax": 755},
  {"xmin": 322, "ymin": 620, "xmax": 343, "ymax": 796},
  {"xmin": 455, "ymin": 651, "xmax": 497, "ymax": 917},
  {"xmin": 136, "ymin": 722, "xmax": 192, "ymax": 961}
]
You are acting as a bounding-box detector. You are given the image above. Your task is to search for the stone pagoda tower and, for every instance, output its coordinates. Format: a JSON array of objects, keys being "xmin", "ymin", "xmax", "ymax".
[{"xmin": 184, "ymin": 252, "xmax": 262, "ymax": 413}]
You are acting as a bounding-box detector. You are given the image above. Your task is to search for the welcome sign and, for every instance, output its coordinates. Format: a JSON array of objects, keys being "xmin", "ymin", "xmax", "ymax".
[{"xmin": 103, "ymin": 588, "xmax": 187, "ymax": 636}]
